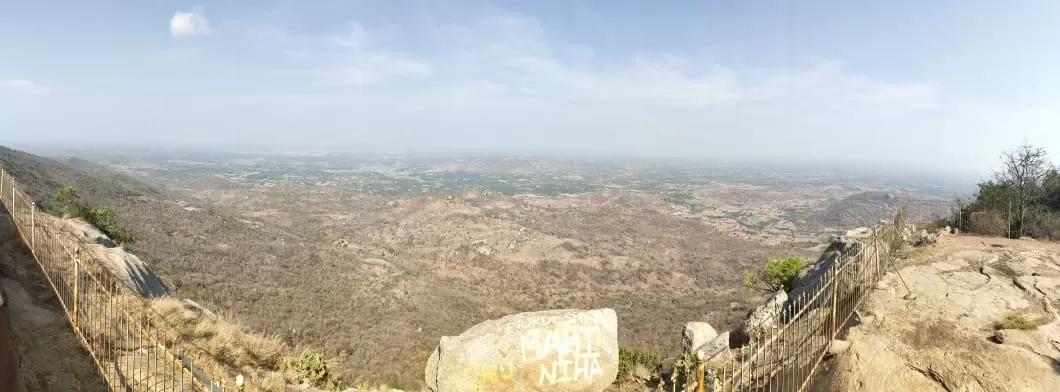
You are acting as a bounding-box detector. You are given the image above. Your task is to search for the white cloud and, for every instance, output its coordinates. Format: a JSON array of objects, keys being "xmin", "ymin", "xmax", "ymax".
[
  {"xmin": 421, "ymin": 16, "xmax": 940, "ymax": 116},
  {"xmin": 310, "ymin": 54, "xmax": 432, "ymax": 86},
  {"xmin": 0, "ymin": 79, "xmax": 51, "ymax": 95},
  {"xmin": 27, "ymin": 10, "xmax": 1046, "ymax": 175},
  {"xmin": 237, "ymin": 20, "xmax": 432, "ymax": 86},
  {"xmin": 170, "ymin": 6, "xmax": 211, "ymax": 37},
  {"xmin": 334, "ymin": 23, "xmax": 366, "ymax": 48}
]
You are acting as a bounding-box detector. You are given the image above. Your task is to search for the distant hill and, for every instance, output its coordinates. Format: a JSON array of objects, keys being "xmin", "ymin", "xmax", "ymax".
[
  {"xmin": 816, "ymin": 191, "xmax": 958, "ymax": 229},
  {"xmin": 0, "ymin": 146, "xmax": 160, "ymax": 211},
  {"xmin": 816, "ymin": 191, "xmax": 906, "ymax": 228},
  {"xmin": 57, "ymin": 156, "xmax": 111, "ymax": 172}
]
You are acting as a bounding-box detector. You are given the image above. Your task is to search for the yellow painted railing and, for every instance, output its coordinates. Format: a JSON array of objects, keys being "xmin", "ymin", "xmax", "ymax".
[
  {"xmin": 695, "ymin": 209, "xmax": 905, "ymax": 392},
  {"xmin": 0, "ymin": 167, "xmax": 232, "ymax": 392}
]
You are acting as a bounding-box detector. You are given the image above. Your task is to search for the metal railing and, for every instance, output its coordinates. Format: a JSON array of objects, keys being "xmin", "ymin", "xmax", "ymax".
[
  {"xmin": 903, "ymin": 198, "xmax": 962, "ymax": 231},
  {"xmin": 695, "ymin": 207, "xmax": 907, "ymax": 392},
  {"xmin": 0, "ymin": 167, "xmax": 231, "ymax": 392}
]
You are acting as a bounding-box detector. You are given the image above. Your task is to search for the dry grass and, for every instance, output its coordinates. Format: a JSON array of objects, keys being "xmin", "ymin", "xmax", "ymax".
[
  {"xmin": 993, "ymin": 312, "xmax": 1050, "ymax": 331},
  {"xmin": 5, "ymin": 199, "xmax": 296, "ymax": 391},
  {"xmin": 3, "ymin": 149, "xmax": 906, "ymax": 389},
  {"xmin": 902, "ymin": 319, "xmax": 960, "ymax": 350},
  {"xmin": 147, "ymin": 298, "xmax": 291, "ymax": 391},
  {"xmin": 113, "ymin": 187, "xmax": 790, "ymax": 388},
  {"xmin": 968, "ymin": 211, "xmax": 1009, "ymax": 238}
]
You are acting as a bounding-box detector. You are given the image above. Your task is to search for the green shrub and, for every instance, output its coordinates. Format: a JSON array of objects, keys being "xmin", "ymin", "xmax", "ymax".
[
  {"xmin": 280, "ymin": 352, "xmax": 344, "ymax": 391},
  {"xmin": 52, "ymin": 186, "xmax": 136, "ymax": 245},
  {"xmin": 82, "ymin": 206, "xmax": 137, "ymax": 245},
  {"xmin": 52, "ymin": 186, "xmax": 89, "ymax": 218},
  {"xmin": 993, "ymin": 312, "xmax": 1049, "ymax": 330},
  {"xmin": 744, "ymin": 256, "xmax": 807, "ymax": 293},
  {"xmin": 618, "ymin": 345, "xmax": 658, "ymax": 380},
  {"xmin": 669, "ymin": 350, "xmax": 697, "ymax": 392}
]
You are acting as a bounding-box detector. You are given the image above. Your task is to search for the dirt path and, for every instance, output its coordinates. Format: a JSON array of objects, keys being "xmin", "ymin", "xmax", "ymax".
[
  {"xmin": 828, "ymin": 234, "xmax": 1060, "ymax": 391},
  {"xmin": 0, "ymin": 208, "xmax": 107, "ymax": 391}
]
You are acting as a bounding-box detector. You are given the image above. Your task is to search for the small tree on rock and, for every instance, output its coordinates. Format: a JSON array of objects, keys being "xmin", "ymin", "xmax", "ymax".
[
  {"xmin": 53, "ymin": 186, "xmax": 88, "ymax": 218},
  {"xmin": 744, "ymin": 256, "xmax": 807, "ymax": 293}
]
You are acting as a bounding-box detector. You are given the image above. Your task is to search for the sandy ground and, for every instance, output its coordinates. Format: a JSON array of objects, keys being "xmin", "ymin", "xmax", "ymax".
[
  {"xmin": 827, "ymin": 234, "xmax": 1060, "ymax": 392},
  {"xmin": 0, "ymin": 209, "xmax": 107, "ymax": 392}
]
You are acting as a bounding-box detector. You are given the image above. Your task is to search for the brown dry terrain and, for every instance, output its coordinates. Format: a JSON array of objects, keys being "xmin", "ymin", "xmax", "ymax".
[
  {"xmin": 3, "ymin": 146, "xmax": 963, "ymax": 388},
  {"xmin": 826, "ymin": 234, "xmax": 1060, "ymax": 391},
  {"xmin": 120, "ymin": 185, "xmax": 790, "ymax": 388}
]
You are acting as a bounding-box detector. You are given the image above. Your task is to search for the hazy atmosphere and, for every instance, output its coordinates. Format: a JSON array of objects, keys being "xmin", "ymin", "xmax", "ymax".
[
  {"xmin": 1, "ymin": 1, "xmax": 1058, "ymax": 175},
  {"xmin": 7, "ymin": 2, "xmax": 1060, "ymax": 392}
]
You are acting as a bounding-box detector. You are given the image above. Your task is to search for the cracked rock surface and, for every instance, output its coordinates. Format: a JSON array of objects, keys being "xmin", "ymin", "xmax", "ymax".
[{"xmin": 827, "ymin": 235, "xmax": 1060, "ymax": 392}]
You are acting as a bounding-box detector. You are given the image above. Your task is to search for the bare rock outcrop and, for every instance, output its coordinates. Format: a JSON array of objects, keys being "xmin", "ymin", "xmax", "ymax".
[
  {"xmin": 62, "ymin": 218, "xmax": 169, "ymax": 298},
  {"xmin": 697, "ymin": 331, "xmax": 731, "ymax": 361},
  {"xmin": 425, "ymin": 308, "xmax": 619, "ymax": 392},
  {"xmin": 737, "ymin": 289, "xmax": 788, "ymax": 344},
  {"xmin": 681, "ymin": 322, "xmax": 717, "ymax": 354}
]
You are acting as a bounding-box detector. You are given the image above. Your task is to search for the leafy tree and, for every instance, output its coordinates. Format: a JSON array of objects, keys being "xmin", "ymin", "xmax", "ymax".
[
  {"xmin": 1042, "ymin": 169, "xmax": 1060, "ymax": 211},
  {"xmin": 51, "ymin": 186, "xmax": 136, "ymax": 245},
  {"xmin": 960, "ymin": 144, "xmax": 1060, "ymax": 239},
  {"xmin": 997, "ymin": 144, "xmax": 1049, "ymax": 237},
  {"xmin": 83, "ymin": 207, "xmax": 137, "ymax": 245},
  {"xmin": 744, "ymin": 256, "xmax": 807, "ymax": 293},
  {"xmin": 967, "ymin": 181, "xmax": 1010, "ymax": 212}
]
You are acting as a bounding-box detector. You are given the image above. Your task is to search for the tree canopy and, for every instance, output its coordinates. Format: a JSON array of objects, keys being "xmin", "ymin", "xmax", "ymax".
[{"xmin": 960, "ymin": 144, "xmax": 1060, "ymax": 239}]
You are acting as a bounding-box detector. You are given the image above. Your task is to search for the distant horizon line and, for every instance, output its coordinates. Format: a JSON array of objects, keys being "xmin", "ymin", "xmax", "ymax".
[{"xmin": 3, "ymin": 141, "xmax": 987, "ymax": 183}]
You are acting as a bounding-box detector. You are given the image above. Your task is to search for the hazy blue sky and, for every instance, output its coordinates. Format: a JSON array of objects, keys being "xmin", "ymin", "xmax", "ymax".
[{"xmin": 2, "ymin": 1, "xmax": 1059, "ymax": 175}]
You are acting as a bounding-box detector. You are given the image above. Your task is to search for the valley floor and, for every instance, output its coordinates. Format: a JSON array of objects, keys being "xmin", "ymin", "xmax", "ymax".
[{"xmin": 827, "ymin": 235, "xmax": 1060, "ymax": 391}]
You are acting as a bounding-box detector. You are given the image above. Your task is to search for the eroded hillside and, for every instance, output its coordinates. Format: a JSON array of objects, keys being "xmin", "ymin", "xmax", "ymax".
[
  {"xmin": 116, "ymin": 186, "xmax": 791, "ymax": 388},
  {"xmin": 2, "ymin": 146, "xmax": 953, "ymax": 388}
]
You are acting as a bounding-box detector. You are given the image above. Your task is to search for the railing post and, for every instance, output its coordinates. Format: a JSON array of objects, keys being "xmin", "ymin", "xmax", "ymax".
[
  {"xmin": 0, "ymin": 168, "xmax": 6, "ymax": 203},
  {"xmin": 73, "ymin": 248, "xmax": 80, "ymax": 330},
  {"xmin": 29, "ymin": 202, "xmax": 36, "ymax": 252},
  {"xmin": 695, "ymin": 350, "xmax": 706, "ymax": 392},
  {"xmin": 874, "ymin": 228, "xmax": 881, "ymax": 279},
  {"xmin": 830, "ymin": 263, "xmax": 839, "ymax": 339}
]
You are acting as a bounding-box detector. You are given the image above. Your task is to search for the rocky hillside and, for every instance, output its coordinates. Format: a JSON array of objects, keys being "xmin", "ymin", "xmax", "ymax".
[
  {"xmin": 825, "ymin": 235, "xmax": 1060, "ymax": 391},
  {"xmin": 0, "ymin": 146, "xmax": 160, "ymax": 210},
  {"xmin": 0, "ymin": 146, "xmax": 791, "ymax": 388},
  {"xmin": 815, "ymin": 191, "xmax": 910, "ymax": 229}
]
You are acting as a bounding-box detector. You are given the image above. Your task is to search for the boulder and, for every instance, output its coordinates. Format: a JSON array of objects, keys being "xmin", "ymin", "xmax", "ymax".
[
  {"xmin": 913, "ymin": 229, "xmax": 937, "ymax": 246},
  {"xmin": 658, "ymin": 357, "xmax": 676, "ymax": 376},
  {"xmin": 845, "ymin": 227, "xmax": 872, "ymax": 238},
  {"xmin": 900, "ymin": 226, "xmax": 914, "ymax": 243},
  {"xmin": 786, "ymin": 236, "xmax": 854, "ymax": 309},
  {"xmin": 681, "ymin": 322, "xmax": 717, "ymax": 354},
  {"xmin": 99, "ymin": 250, "xmax": 169, "ymax": 298},
  {"xmin": 695, "ymin": 331, "xmax": 730, "ymax": 359},
  {"xmin": 936, "ymin": 226, "xmax": 952, "ymax": 237},
  {"xmin": 993, "ymin": 330, "xmax": 1007, "ymax": 344},
  {"xmin": 828, "ymin": 340, "xmax": 851, "ymax": 354},
  {"xmin": 425, "ymin": 308, "xmax": 619, "ymax": 392},
  {"xmin": 287, "ymin": 385, "xmax": 405, "ymax": 392},
  {"xmin": 741, "ymin": 290, "xmax": 788, "ymax": 340},
  {"xmin": 65, "ymin": 218, "xmax": 116, "ymax": 248}
]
